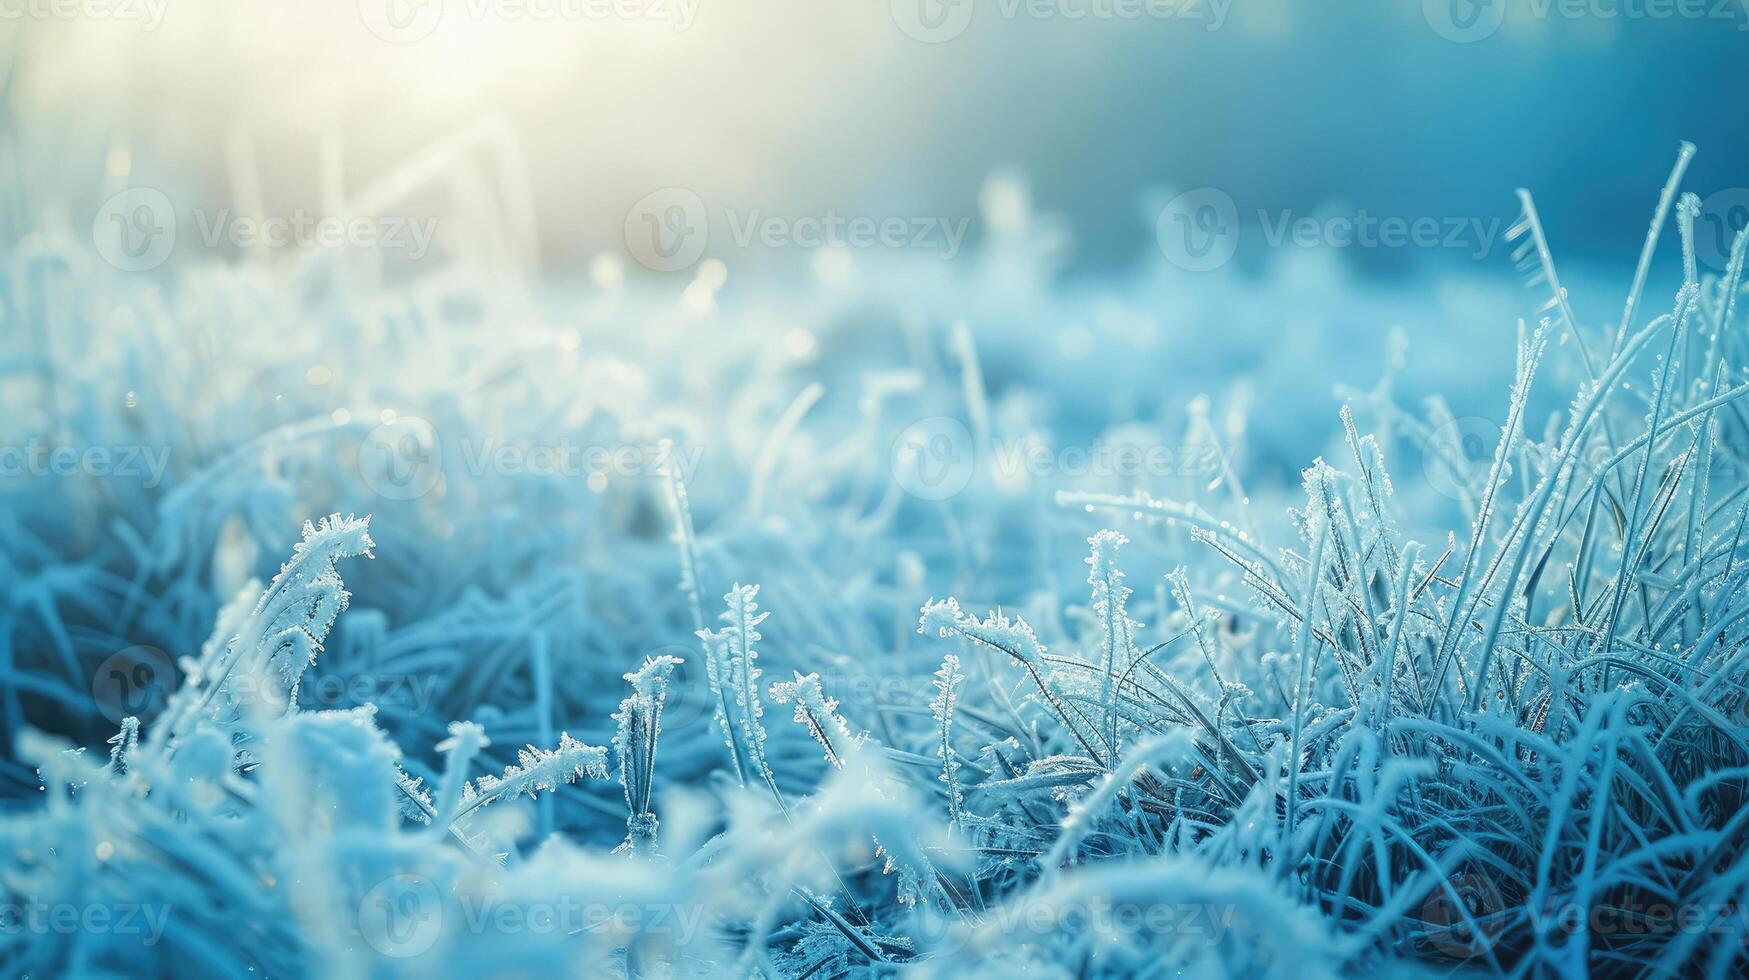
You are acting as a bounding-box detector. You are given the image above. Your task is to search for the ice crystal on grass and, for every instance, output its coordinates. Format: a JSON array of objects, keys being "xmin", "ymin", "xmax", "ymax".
[
  {"xmin": 699, "ymin": 584, "xmax": 784, "ymax": 804},
  {"xmin": 929, "ymin": 654, "xmax": 966, "ymax": 827},
  {"xmin": 458, "ymin": 732, "xmax": 609, "ymax": 815},
  {"xmin": 151, "ymin": 514, "xmax": 374, "ymax": 749},
  {"xmin": 5, "ymin": 142, "xmax": 1749, "ymax": 978},
  {"xmin": 613, "ymin": 654, "xmax": 680, "ymax": 856},
  {"xmin": 769, "ymin": 670, "xmax": 861, "ymax": 769}
]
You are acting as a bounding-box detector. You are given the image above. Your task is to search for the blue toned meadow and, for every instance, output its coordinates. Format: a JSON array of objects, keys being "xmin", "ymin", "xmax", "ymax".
[{"xmin": 5, "ymin": 5, "xmax": 1749, "ymax": 978}]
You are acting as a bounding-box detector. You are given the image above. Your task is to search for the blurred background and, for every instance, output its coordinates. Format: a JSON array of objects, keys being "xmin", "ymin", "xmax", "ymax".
[{"xmin": 6, "ymin": 0, "xmax": 1749, "ymax": 279}]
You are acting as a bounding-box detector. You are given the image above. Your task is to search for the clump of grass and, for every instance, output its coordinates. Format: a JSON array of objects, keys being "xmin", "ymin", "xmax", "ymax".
[{"xmin": 4, "ymin": 144, "xmax": 1748, "ymax": 978}]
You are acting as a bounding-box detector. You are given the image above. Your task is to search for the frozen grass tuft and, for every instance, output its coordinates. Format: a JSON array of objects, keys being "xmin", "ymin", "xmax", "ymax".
[{"xmin": 4, "ymin": 145, "xmax": 1749, "ymax": 977}]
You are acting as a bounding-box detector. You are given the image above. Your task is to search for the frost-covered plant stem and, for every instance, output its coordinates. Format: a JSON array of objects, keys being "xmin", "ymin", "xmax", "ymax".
[
  {"xmin": 1284, "ymin": 503, "xmax": 1330, "ymax": 846},
  {"xmin": 930, "ymin": 654, "xmax": 966, "ymax": 826},
  {"xmin": 1087, "ymin": 530, "xmax": 1136, "ymax": 764},
  {"xmin": 613, "ymin": 655, "xmax": 680, "ymax": 856},
  {"xmin": 699, "ymin": 585, "xmax": 785, "ymax": 808},
  {"xmin": 769, "ymin": 671, "xmax": 859, "ymax": 769}
]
